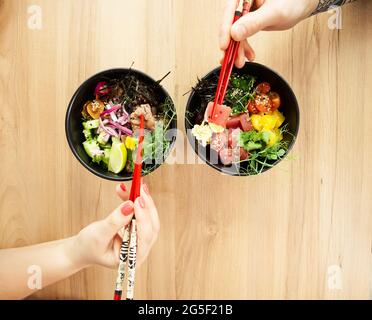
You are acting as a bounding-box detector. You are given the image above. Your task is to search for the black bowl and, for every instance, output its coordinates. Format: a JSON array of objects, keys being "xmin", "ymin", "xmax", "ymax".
[
  {"xmin": 66, "ymin": 68, "xmax": 177, "ymax": 181},
  {"xmin": 185, "ymin": 62, "xmax": 300, "ymax": 176}
]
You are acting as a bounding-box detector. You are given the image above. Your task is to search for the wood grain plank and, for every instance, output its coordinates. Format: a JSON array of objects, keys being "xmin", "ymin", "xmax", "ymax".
[{"xmin": 0, "ymin": 0, "xmax": 371, "ymax": 300}]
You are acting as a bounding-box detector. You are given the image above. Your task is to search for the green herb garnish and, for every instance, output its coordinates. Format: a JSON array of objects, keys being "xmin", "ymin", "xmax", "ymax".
[
  {"xmin": 236, "ymin": 126, "xmax": 292, "ymax": 175},
  {"xmin": 142, "ymin": 97, "xmax": 177, "ymax": 175},
  {"xmin": 225, "ymin": 74, "xmax": 256, "ymax": 115}
]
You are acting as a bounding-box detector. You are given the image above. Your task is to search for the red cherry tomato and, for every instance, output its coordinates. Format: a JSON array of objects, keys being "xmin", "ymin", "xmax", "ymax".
[
  {"xmin": 255, "ymin": 94, "xmax": 272, "ymax": 113},
  {"xmin": 269, "ymin": 92, "xmax": 281, "ymax": 110},
  {"xmin": 248, "ymin": 100, "xmax": 259, "ymax": 114},
  {"xmin": 256, "ymin": 82, "xmax": 271, "ymax": 94}
]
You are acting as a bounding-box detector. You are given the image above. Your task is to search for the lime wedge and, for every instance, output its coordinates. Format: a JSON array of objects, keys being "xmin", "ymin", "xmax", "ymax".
[{"xmin": 108, "ymin": 143, "xmax": 127, "ymax": 174}]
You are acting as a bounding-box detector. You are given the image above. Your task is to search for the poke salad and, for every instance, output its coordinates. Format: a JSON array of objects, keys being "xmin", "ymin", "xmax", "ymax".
[
  {"xmin": 81, "ymin": 73, "xmax": 176, "ymax": 175},
  {"xmin": 187, "ymin": 72, "xmax": 292, "ymax": 175}
]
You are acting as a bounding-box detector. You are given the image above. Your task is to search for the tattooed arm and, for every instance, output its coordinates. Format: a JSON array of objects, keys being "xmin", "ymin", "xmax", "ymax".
[
  {"xmin": 312, "ymin": 0, "xmax": 356, "ymax": 14},
  {"xmin": 220, "ymin": 0, "xmax": 357, "ymax": 67},
  {"xmin": 0, "ymin": 183, "xmax": 159, "ymax": 299}
]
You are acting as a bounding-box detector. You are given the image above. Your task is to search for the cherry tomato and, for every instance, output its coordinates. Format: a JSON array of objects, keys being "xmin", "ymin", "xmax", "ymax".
[
  {"xmin": 255, "ymin": 94, "xmax": 272, "ymax": 113},
  {"xmin": 86, "ymin": 100, "xmax": 105, "ymax": 120},
  {"xmin": 256, "ymin": 82, "xmax": 271, "ymax": 94},
  {"xmin": 248, "ymin": 100, "xmax": 259, "ymax": 114},
  {"xmin": 269, "ymin": 92, "xmax": 281, "ymax": 110}
]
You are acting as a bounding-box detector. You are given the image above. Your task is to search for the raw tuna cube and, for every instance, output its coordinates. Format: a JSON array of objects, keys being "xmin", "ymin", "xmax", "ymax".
[
  {"xmin": 228, "ymin": 128, "xmax": 241, "ymax": 149},
  {"xmin": 226, "ymin": 116, "xmax": 242, "ymax": 129},
  {"xmin": 211, "ymin": 132, "xmax": 228, "ymax": 153},
  {"xmin": 239, "ymin": 114, "xmax": 254, "ymax": 132},
  {"xmin": 204, "ymin": 102, "xmax": 232, "ymax": 128}
]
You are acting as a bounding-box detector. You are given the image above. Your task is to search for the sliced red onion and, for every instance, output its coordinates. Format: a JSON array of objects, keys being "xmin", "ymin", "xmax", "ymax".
[
  {"xmin": 106, "ymin": 126, "xmax": 119, "ymax": 137},
  {"xmin": 108, "ymin": 120, "xmax": 133, "ymax": 136},
  {"xmin": 117, "ymin": 115, "xmax": 129, "ymax": 126},
  {"xmin": 100, "ymin": 118, "xmax": 119, "ymax": 137},
  {"xmin": 100, "ymin": 105, "xmax": 121, "ymax": 118},
  {"xmin": 122, "ymin": 108, "xmax": 129, "ymax": 118},
  {"xmin": 110, "ymin": 112, "xmax": 118, "ymax": 122}
]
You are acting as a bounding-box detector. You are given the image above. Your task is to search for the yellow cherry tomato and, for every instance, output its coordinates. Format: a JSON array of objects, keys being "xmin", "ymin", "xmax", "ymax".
[
  {"xmin": 86, "ymin": 100, "xmax": 105, "ymax": 120},
  {"xmin": 125, "ymin": 136, "xmax": 138, "ymax": 151}
]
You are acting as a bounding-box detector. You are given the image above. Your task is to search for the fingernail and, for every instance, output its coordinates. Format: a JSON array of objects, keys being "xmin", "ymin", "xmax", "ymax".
[
  {"xmin": 138, "ymin": 197, "xmax": 146, "ymax": 209},
  {"xmin": 120, "ymin": 183, "xmax": 127, "ymax": 192},
  {"xmin": 143, "ymin": 184, "xmax": 150, "ymax": 195},
  {"xmin": 121, "ymin": 202, "xmax": 133, "ymax": 216}
]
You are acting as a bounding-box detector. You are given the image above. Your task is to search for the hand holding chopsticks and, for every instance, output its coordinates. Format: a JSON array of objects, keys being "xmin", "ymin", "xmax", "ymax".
[
  {"xmin": 114, "ymin": 115, "xmax": 145, "ymax": 301},
  {"xmin": 219, "ymin": 0, "xmax": 256, "ymax": 67},
  {"xmin": 210, "ymin": 0, "xmax": 253, "ymax": 122},
  {"xmin": 113, "ymin": 180, "xmax": 160, "ymax": 301}
]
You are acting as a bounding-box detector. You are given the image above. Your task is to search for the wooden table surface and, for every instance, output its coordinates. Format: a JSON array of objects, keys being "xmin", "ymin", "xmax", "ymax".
[{"xmin": 0, "ymin": 0, "xmax": 371, "ymax": 300}]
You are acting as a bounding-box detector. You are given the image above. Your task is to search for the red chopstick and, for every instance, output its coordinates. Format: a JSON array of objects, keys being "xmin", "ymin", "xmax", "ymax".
[
  {"xmin": 130, "ymin": 115, "xmax": 145, "ymax": 201},
  {"xmin": 125, "ymin": 114, "xmax": 145, "ymax": 300},
  {"xmin": 113, "ymin": 114, "xmax": 145, "ymax": 301},
  {"xmin": 210, "ymin": 0, "xmax": 253, "ymax": 120},
  {"xmin": 211, "ymin": 13, "xmax": 241, "ymax": 112}
]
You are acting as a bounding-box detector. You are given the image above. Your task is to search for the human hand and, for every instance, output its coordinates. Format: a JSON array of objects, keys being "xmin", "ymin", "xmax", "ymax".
[
  {"xmin": 70, "ymin": 183, "xmax": 160, "ymax": 270},
  {"xmin": 219, "ymin": 0, "xmax": 318, "ymax": 67}
]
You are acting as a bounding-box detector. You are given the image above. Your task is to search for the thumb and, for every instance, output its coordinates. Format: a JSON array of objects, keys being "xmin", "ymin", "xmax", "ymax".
[
  {"xmin": 231, "ymin": 5, "xmax": 276, "ymax": 41},
  {"xmin": 103, "ymin": 201, "xmax": 134, "ymax": 236}
]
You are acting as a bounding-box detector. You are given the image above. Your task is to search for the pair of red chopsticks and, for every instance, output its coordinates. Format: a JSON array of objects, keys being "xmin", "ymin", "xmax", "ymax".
[
  {"xmin": 114, "ymin": 115, "xmax": 145, "ymax": 301},
  {"xmin": 210, "ymin": 0, "xmax": 253, "ymax": 120}
]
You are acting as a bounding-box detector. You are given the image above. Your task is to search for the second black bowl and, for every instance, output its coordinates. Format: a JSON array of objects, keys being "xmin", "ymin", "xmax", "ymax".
[{"xmin": 185, "ymin": 62, "xmax": 300, "ymax": 176}]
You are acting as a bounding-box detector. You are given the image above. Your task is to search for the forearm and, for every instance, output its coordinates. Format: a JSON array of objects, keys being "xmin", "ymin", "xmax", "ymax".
[
  {"xmin": 0, "ymin": 236, "xmax": 84, "ymax": 300},
  {"xmin": 312, "ymin": 0, "xmax": 356, "ymax": 15}
]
